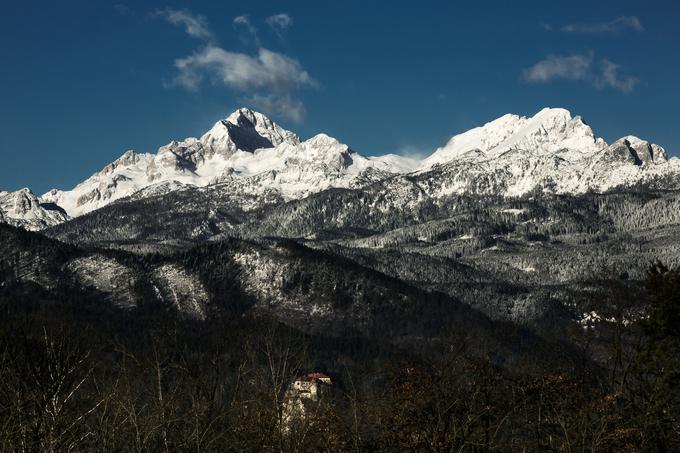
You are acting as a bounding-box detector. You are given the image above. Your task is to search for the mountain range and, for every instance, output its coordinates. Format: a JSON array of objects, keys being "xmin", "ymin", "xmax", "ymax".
[
  {"xmin": 1, "ymin": 107, "xmax": 677, "ymax": 231},
  {"xmin": 2, "ymin": 106, "xmax": 680, "ymax": 362}
]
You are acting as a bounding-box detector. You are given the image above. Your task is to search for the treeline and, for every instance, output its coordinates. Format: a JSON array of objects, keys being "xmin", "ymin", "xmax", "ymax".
[{"xmin": 1, "ymin": 263, "xmax": 679, "ymax": 451}]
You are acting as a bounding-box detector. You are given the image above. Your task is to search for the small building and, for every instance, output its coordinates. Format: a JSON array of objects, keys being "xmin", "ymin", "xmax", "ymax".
[
  {"xmin": 282, "ymin": 372, "xmax": 333, "ymax": 430},
  {"xmin": 289, "ymin": 373, "xmax": 333, "ymax": 401}
]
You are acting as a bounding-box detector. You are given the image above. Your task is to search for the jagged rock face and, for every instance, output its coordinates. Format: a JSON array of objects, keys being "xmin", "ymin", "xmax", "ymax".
[
  {"xmin": 0, "ymin": 188, "xmax": 69, "ymax": 231},
  {"xmin": 609, "ymin": 136, "xmax": 667, "ymax": 166},
  {"xmin": 201, "ymin": 108, "xmax": 300, "ymax": 156}
]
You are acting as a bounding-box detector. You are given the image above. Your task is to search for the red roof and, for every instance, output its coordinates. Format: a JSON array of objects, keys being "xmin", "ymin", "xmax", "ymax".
[{"xmin": 299, "ymin": 373, "xmax": 332, "ymax": 384}]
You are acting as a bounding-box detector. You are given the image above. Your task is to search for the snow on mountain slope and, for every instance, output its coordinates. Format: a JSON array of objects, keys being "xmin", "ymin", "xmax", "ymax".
[
  {"xmin": 422, "ymin": 108, "xmax": 606, "ymax": 167},
  {"xmin": 41, "ymin": 108, "xmax": 301, "ymax": 217},
  {"xmin": 39, "ymin": 108, "xmax": 414, "ymax": 218},
  {"xmin": 2, "ymin": 106, "xmax": 678, "ymax": 231},
  {"xmin": 418, "ymin": 108, "xmax": 679, "ymax": 197},
  {"xmin": 213, "ymin": 133, "xmax": 418, "ymax": 199},
  {"xmin": 201, "ymin": 108, "xmax": 300, "ymax": 155},
  {"xmin": 0, "ymin": 188, "xmax": 69, "ymax": 230}
]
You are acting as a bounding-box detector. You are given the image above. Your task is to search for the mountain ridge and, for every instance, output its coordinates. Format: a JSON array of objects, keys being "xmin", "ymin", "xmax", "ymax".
[{"xmin": 1, "ymin": 106, "xmax": 677, "ymax": 231}]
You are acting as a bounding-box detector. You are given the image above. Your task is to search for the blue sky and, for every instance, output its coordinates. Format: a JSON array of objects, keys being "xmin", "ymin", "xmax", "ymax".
[{"xmin": 1, "ymin": 0, "xmax": 679, "ymax": 193}]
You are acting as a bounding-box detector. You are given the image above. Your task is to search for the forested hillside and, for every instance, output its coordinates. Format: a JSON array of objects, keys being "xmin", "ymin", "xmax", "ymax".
[{"xmin": 1, "ymin": 249, "xmax": 679, "ymax": 450}]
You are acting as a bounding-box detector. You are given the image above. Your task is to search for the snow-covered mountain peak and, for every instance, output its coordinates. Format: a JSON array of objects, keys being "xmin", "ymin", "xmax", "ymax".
[
  {"xmin": 532, "ymin": 106, "xmax": 571, "ymax": 120},
  {"xmin": 32, "ymin": 109, "xmax": 414, "ymax": 219},
  {"xmin": 225, "ymin": 107, "xmax": 269, "ymax": 126},
  {"xmin": 6, "ymin": 187, "xmax": 36, "ymax": 210},
  {"xmin": 3, "ymin": 106, "xmax": 677, "ymax": 231},
  {"xmin": 200, "ymin": 107, "xmax": 300, "ymax": 156},
  {"xmin": 0, "ymin": 188, "xmax": 69, "ymax": 230},
  {"xmin": 100, "ymin": 150, "xmax": 150, "ymax": 176},
  {"xmin": 303, "ymin": 133, "xmax": 348, "ymax": 152},
  {"xmin": 422, "ymin": 107, "xmax": 606, "ymax": 168},
  {"xmin": 613, "ymin": 135, "xmax": 668, "ymax": 165}
]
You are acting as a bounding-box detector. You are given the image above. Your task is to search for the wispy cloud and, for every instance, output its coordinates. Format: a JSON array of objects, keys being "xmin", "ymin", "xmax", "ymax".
[
  {"xmin": 597, "ymin": 60, "xmax": 638, "ymax": 93},
  {"xmin": 523, "ymin": 52, "xmax": 638, "ymax": 93},
  {"xmin": 245, "ymin": 93, "xmax": 305, "ymax": 123},
  {"xmin": 523, "ymin": 52, "xmax": 594, "ymax": 83},
  {"xmin": 395, "ymin": 144, "xmax": 430, "ymax": 160},
  {"xmin": 154, "ymin": 8, "xmax": 213, "ymax": 41},
  {"xmin": 266, "ymin": 13, "xmax": 293, "ymax": 37},
  {"xmin": 233, "ymin": 15, "xmax": 260, "ymax": 46},
  {"xmin": 558, "ymin": 16, "xmax": 644, "ymax": 34}
]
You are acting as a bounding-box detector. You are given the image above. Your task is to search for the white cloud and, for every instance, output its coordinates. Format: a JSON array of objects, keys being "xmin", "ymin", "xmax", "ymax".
[
  {"xmin": 597, "ymin": 60, "xmax": 638, "ymax": 93},
  {"xmin": 523, "ymin": 52, "xmax": 638, "ymax": 93},
  {"xmin": 172, "ymin": 46, "xmax": 315, "ymax": 93},
  {"xmin": 395, "ymin": 144, "xmax": 429, "ymax": 160},
  {"xmin": 158, "ymin": 9, "xmax": 314, "ymax": 121},
  {"xmin": 155, "ymin": 8, "xmax": 213, "ymax": 41},
  {"xmin": 523, "ymin": 52, "xmax": 594, "ymax": 82},
  {"xmin": 233, "ymin": 15, "xmax": 260, "ymax": 45},
  {"xmin": 266, "ymin": 13, "xmax": 293, "ymax": 36},
  {"xmin": 233, "ymin": 15, "xmax": 254, "ymax": 29},
  {"xmin": 561, "ymin": 16, "xmax": 644, "ymax": 34},
  {"xmin": 245, "ymin": 93, "xmax": 305, "ymax": 123}
]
